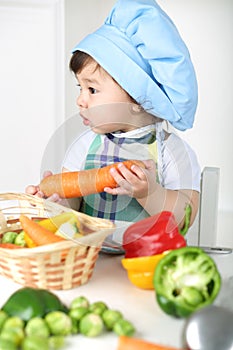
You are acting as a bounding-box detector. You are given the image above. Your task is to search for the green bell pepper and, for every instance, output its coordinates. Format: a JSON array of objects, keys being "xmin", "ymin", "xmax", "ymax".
[
  {"xmin": 2, "ymin": 287, "xmax": 68, "ymax": 322},
  {"xmin": 153, "ymin": 247, "xmax": 221, "ymax": 318},
  {"xmin": 179, "ymin": 204, "xmax": 192, "ymax": 236}
]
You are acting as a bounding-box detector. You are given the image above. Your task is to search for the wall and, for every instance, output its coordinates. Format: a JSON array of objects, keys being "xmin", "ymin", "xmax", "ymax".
[
  {"xmin": 0, "ymin": 0, "xmax": 65, "ymax": 190},
  {"xmin": 156, "ymin": 0, "xmax": 233, "ymax": 247},
  {"xmin": 64, "ymin": 0, "xmax": 233, "ymax": 247},
  {"xmin": 64, "ymin": 0, "xmax": 116, "ymax": 120}
]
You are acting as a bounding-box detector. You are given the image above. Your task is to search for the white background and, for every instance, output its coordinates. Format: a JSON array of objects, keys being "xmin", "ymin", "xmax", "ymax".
[
  {"xmin": 0, "ymin": 0, "xmax": 232, "ymax": 246},
  {"xmin": 0, "ymin": 0, "xmax": 65, "ymax": 186}
]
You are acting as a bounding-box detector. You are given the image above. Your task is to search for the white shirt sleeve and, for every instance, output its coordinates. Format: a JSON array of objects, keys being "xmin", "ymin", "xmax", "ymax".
[
  {"xmin": 62, "ymin": 130, "xmax": 96, "ymax": 171},
  {"xmin": 160, "ymin": 133, "xmax": 201, "ymax": 192}
]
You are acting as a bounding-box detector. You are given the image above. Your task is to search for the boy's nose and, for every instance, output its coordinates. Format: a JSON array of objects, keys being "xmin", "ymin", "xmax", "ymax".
[{"xmin": 76, "ymin": 94, "xmax": 88, "ymax": 108}]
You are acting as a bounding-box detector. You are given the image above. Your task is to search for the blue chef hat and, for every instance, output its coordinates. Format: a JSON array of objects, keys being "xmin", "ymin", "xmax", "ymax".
[{"xmin": 72, "ymin": 0, "xmax": 198, "ymax": 131}]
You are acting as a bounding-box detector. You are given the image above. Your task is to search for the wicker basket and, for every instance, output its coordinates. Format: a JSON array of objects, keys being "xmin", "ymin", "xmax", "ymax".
[{"xmin": 0, "ymin": 193, "xmax": 115, "ymax": 290}]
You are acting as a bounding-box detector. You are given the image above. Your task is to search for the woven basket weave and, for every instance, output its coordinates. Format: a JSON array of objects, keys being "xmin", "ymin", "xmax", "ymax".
[{"xmin": 0, "ymin": 193, "xmax": 115, "ymax": 290}]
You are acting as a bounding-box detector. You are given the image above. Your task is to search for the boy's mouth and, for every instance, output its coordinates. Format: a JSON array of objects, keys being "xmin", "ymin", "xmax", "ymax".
[
  {"xmin": 83, "ymin": 118, "xmax": 90, "ymax": 126},
  {"xmin": 80, "ymin": 112, "xmax": 90, "ymax": 126}
]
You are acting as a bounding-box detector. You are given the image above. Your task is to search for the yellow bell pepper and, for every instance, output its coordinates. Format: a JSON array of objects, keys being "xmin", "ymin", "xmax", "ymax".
[
  {"xmin": 24, "ymin": 233, "xmax": 37, "ymax": 248},
  {"xmin": 121, "ymin": 252, "xmax": 169, "ymax": 289},
  {"xmin": 38, "ymin": 212, "xmax": 81, "ymax": 232}
]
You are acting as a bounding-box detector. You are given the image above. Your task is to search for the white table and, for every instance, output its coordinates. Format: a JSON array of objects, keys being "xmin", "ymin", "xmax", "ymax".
[{"xmin": 0, "ymin": 251, "xmax": 232, "ymax": 350}]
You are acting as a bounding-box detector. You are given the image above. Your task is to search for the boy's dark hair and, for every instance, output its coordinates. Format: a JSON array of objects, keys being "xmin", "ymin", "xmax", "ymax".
[
  {"xmin": 69, "ymin": 50, "xmax": 98, "ymax": 74},
  {"xmin": 69, "ymin": 50, "xmax": 140, "ymax": 107}
]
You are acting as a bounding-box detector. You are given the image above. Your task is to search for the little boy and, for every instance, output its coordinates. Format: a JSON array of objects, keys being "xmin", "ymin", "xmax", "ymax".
[{"xmin": 27, "ymin": 0, "xmax": 201, "ymax": 231}]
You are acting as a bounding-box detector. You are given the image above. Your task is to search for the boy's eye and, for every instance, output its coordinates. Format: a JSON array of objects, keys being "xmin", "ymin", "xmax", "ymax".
[
  {"xmin": 76, "ymin": 83, "xmax": 82, "ymax": 91},
  {"xmin": 89, "ymin": 87, "xmax": 97, "ymax": 94}
]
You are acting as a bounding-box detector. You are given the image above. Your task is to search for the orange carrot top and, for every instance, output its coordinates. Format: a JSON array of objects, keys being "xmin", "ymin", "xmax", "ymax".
[
  {"xmin": 0, "ymin": 243, "xmax": 24, "ymax": 249},
  {"xmin": 117, "ymin": 336, "xmax": 182, "ymax": 350}
]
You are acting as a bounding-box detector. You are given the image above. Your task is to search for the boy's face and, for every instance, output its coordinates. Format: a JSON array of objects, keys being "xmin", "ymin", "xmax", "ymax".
[{"xmin": 75, "ymin": 60, "xmax": 143, "ymax": 133}]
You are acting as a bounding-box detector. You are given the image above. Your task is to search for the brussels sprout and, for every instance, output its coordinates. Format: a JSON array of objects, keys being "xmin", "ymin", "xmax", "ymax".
[
  {"xmin": 2, "ymin": 316, "xmax": 24, "ymax": 329},
  {"xmin": 70, "ymin": 318, "xmax": 79, "ymax": 335},
  {"xmin": 2, "ymin": 231, "xmax": 17, "ymax": 244},
  {"xmin": 102, "ymin": 309, "xmax": 123, "ymax": 330},
  {"xmin": 113, "ymin": 318, "xmax": 135, "ymax": 337},
  {"xmin": 79, "ymin": 313, "xmax": 104, "ymax": 337},
  {"xmin": 48, "ymin": 336, "xmax": 65, "ymax": 349},
  {"xmin": 0, "ymin": 338, "xmax": 17, "ymax": 350},
  {"xmin": 69, "ymin": 306, "xmax": 89, "ymax": 335},
  {"xmin": 89, "ymin": 301, "xmax": 108, "ymax": 315},
  {"xmin": 69, "ymin": 306, "xmax": 89, "ymax": 322},
  {"xmin": 25, "ymin": 317, "xmax": 50, "ymax": 338},
  {"xmin": 0, "ymin": 327, "xmax": 24, "ymax": 346},
  {"xmin": 14, "ymin": 231, "xmax": 26, "ymax": 247},
  {"xmin": 70, "ymin": 296, "xmax": 89, "ymax": 309},
  {"xmin": 45, "ymin": 311, "xmax": 72, "ymax": 336},
  {"xmin": 0, "ymin": 310, "xmax": 8, "ymax": 331},
  {"xmin": 21, "ymin": 335, "xmax": 49, "ymax": 350}
]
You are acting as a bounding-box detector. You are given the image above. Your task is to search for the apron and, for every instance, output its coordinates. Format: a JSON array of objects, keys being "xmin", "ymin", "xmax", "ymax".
[{"xmin": 79, "ymin": 125, "xmax": 159, "ymax": 222}]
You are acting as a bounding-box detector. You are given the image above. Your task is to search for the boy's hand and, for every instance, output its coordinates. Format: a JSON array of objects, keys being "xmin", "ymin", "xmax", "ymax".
[
  {"xmin": 104, "ymin": 159, "xmax": 157, "ymax": 199},
  {"xmin": 25, "ymin": 171, "xmax": 62, "ymax": 203}
]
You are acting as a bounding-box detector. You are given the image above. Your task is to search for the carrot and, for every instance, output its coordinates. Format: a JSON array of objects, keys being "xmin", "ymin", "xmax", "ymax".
[
  {"xmin": 19, "ymin": 215, "xmax": 65, "ymax": 246},
  {"xmin": 0, "ymin": 243, "xmax": 24, "ymax": 249},
  {"xmin": 117, "ymin": 336, "xmax": 182, "ymax": 350},
  {"xmin": 39, "ymin": 160, "xmax": 145, "ymax": 198}
]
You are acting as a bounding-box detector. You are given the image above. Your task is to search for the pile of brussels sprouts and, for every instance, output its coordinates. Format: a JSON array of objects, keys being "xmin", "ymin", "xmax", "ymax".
[
  {"xmin": 0, "ymin": 295, "xmax": 135, "ymax": 350},
  {"xmin": 0, "ymin": 231, "xmax": 26, "ymax": 247}
]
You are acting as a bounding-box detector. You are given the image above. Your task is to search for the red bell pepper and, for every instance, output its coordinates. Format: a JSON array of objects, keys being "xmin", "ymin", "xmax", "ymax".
[{"xmin": 122, "ymin": 211, "xmax": 186, "ymax": 258}]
